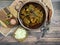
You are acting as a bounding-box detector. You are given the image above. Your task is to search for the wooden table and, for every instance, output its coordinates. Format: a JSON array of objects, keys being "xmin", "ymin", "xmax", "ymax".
[{"xmin": 0, "ymin": 0, "xmax": 60, "ymax": 45}]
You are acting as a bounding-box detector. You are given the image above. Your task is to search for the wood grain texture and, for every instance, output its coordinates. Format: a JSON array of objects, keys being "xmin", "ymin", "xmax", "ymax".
[{"xmin": 0, "ymin": 0, "xmax": 60, "ymax": 45}]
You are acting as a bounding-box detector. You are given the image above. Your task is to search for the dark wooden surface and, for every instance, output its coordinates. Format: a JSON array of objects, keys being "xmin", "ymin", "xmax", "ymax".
[{"xmin": 0, "ymin": 0, "xmax": 60, "ymax": 45}]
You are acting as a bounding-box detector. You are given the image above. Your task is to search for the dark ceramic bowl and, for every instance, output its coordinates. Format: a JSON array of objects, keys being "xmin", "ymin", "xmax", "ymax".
[{"xmin": 18, "ymin": 1, "xmax": 48, "ymax": 30}]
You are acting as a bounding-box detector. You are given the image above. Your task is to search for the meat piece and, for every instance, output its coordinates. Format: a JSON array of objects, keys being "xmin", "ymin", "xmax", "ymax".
[{"xmin": 10, "ymin": 19, "xmax": 17, "ymax": 25}]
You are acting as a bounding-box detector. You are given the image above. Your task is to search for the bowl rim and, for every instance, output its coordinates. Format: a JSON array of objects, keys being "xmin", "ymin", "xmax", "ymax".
[{"xmin": 18, "ymin": 1, "xmax": 48, "ymax": 30}]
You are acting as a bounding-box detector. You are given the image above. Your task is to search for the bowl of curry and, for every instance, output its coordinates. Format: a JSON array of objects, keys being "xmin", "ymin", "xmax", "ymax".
[{"xmin": 18, "ymin": 1, "xmax": 48, "ymax": 30}]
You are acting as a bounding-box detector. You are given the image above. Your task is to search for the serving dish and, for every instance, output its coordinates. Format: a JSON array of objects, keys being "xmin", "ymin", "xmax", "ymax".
[{"xmin": 18, "ymin": 0, "xmax": 48, "ymax": 30}]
